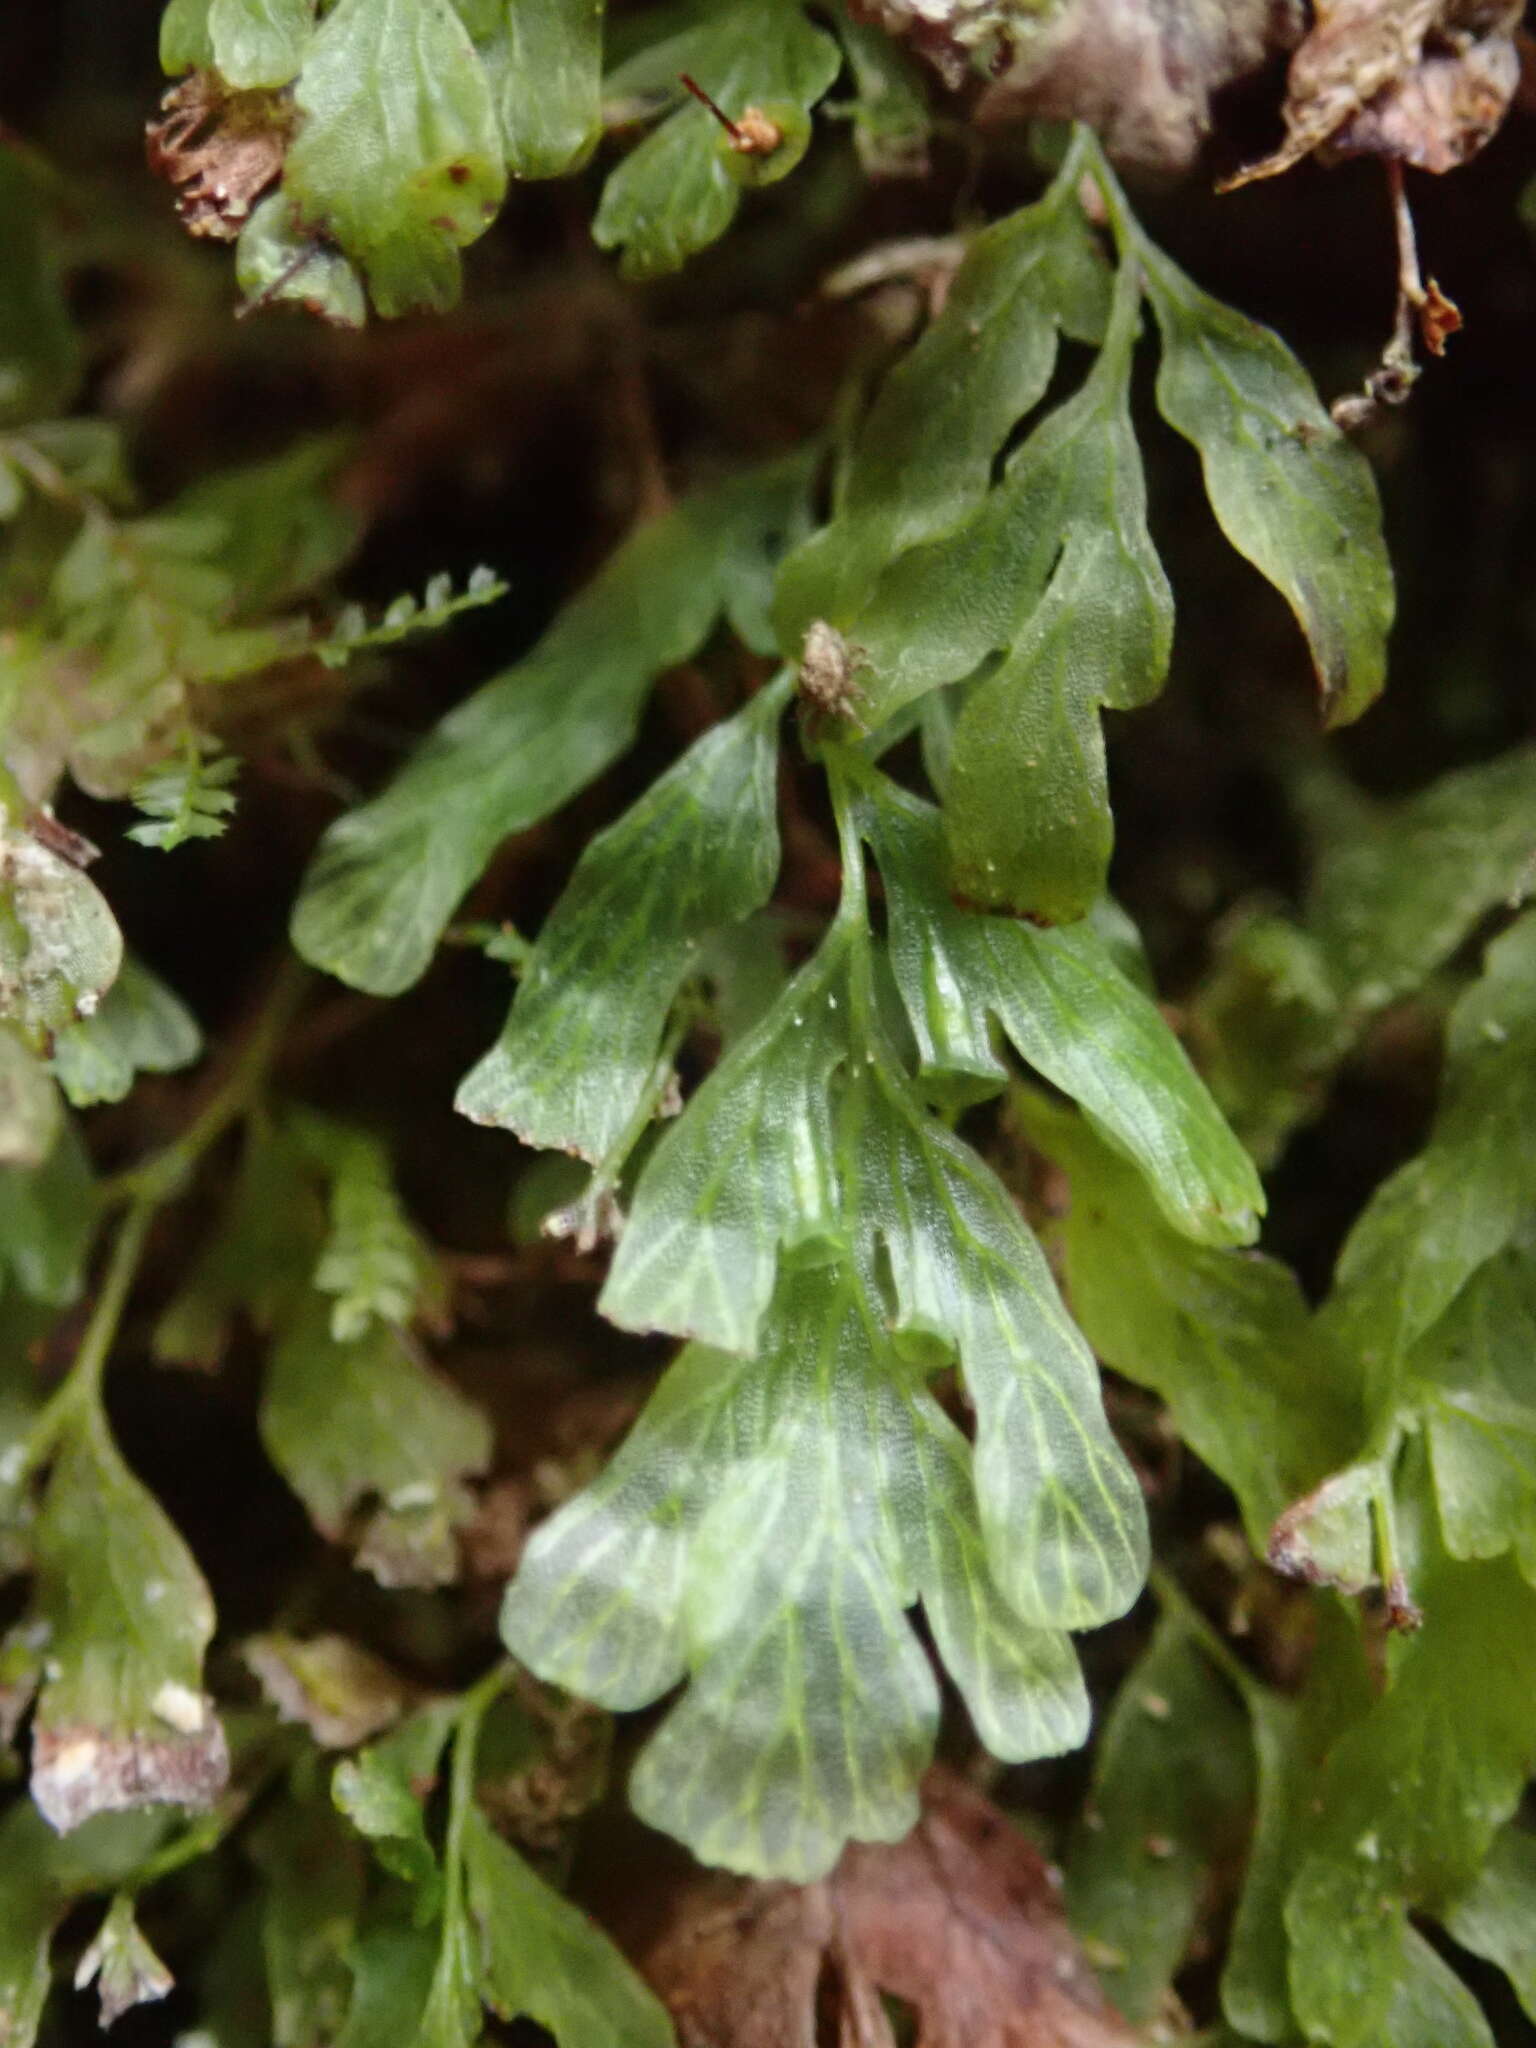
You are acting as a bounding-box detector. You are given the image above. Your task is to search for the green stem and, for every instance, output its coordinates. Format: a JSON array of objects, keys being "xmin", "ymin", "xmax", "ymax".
[
  {"xmin": 824, "ymin": 745, "xmax": 875, "ymax": 1040},
  {"xmin": 1149, "ymin": 1565, "xmax": 1257, "ymax": 1700},
  {"xmin": 444, "ymin": 1660, "xmax": 514, "ymax": 1872},
  {"xmin": 422, "ymin": 1659, "xmax": 514, "ymax": 2029},
  {"xmin": 25, "ymin": 1195, "xmax": 156, "ymax": 1468},
  {"xmin": 26, "ymin": 961, "xmax": 308, "ymax": 1467},
  {"xmin": 101, "ymin": 959, "xmax": 307, "ymax": 1210}
]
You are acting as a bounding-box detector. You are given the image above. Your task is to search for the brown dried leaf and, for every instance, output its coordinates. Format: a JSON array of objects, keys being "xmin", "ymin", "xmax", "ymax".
[
  {"xmin": 31, "ymin": 1717, "xmax": 229, "ymax": 1836},
  {"xmin": 1330, "ymin": 30, "xmax": 1519, "ymax": 170},
  {"xmin": 643, "ymin": 1768, "xmax": 1141, "ymax": 2048},
  {"xmin": 1418, "ymin": 276, "xmax": 1463, "ymax": 353},
  {"xmin": 146, "ymin": 71, "xmax": 292, "ymax": 242},
  {"xmin": 976, "ymin": 0, "xmax": 1305, "ymax": 173},
  {"xmin": 1225, "ymin": 0, "xmax": 1521, "ymax": 187},
  {"xmin": 243, "ymin": 1633, "xmax": 418, "ymax": 1749}
]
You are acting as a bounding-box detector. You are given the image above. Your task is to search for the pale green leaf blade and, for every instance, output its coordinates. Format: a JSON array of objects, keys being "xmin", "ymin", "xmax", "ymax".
[
  {"xmin": 292, "ymin": 1113, "xmax": 440, "ymax": 1341},
  {"xmin": 291, "ymin": 454, "xmax": 813, "ymax": 994},
  {"xmin": 1065, "ymin": 1614, "xmax": 1253, "ymax": 2024},
  {"xmin": 261, "ymin": 1304, "xmax": 491, "ymax": 1588},
  {"xmin": 126, "ymin": 743, "xmax": 238, "ymax": 850},
  {"xmin": 598, "ymin": 927, "xmax": 849, "ymax": 1350},
  {"xmin": 1411, "ymin": 1246, "xmax": 1536, "ymax": 1579},
  {"xmin": 417, "ymin": 1909, "xmax": 480, "ymax": 2048},
  {"xmin": 905, "ymin": 1400, "xmax": 1088, "ymax": 1760},
  {"xmin": 1323, "ymin": 913, "xmax": 1536, "ymax": 1404},
  {"xmin": 1285, "ymin": 1535, "xmax": 1536, "ymax": 2048},
  {"xmin": 475, "ymin": 0, "xmax": 604, "ymax": 178},
  {"xmin": 0, "ymin": 820, "xmax": 123, "ymax": 1045},
  {"xmin": 594, "ymin": 0, "xmax": 840, "ymax": 279},
  {"xmin": 1196, "ymin": 753, "xmax": 1536, "ymax": 1171},
  {"xmin": 29, "ymin": 1405, "xmax": 228, "ymax": 1833},
  {"xmin": 1023, "ymin": 1096, "xmax": 1357, "ymax": 1545},
  {"xmin": 0, "ymin": 1023, "xmax": 60, "ymax": 1168},
  {"xmin": 864, "ymin": 775, "xmax": 1263, "ymax": 1246},
  {"xmin": 333, "ymin": 1702, "xmax": 457, "ymax": 1914},
  {"xmin": 208, "ymin": 0, "xmax": 315, "ymax": 87},
  {"xmin": 161, "ymin": 0, "xmax": 215, "ymax": 68},
  {"xmin": 51, "ymin": 956, "xmax": 202, "ymax": 1108},
  {"xmin": 834, "ymin": 13, "xmax": 930, "ymax": 180},
  {"xmin": 236, "ymin": 193, "xmax": 368, "ymax": 326},
  {"xmin": 1441, "ymin": 1825, "xmax": 1536, "ymax": 2024},
  {"xmin": 503, "ymin": 1337, "xmax": 753, "ymax": 1711},
  {"xmin": 1303, "ymin": 744, "xmax": 1536, "ymax": 1015},
  {"xmin": 462, "ymin": 1805, "xmax": 675, "ymax": 2048},
  {"xmin": 943, "ymin": 527, "xmax": 1156, "ymax": 921},
  {"xmin": 854, "ymin": 1060, "xmax": 1148, "ymax": 1630},
  {"xmin": 285, "ymin": 0, "xmax": 505, "ymax": 317},
  {"xmin": 1139, "ymin": 236, "xmax": 1393, "ymax": 726},
  {"xmin": 773, "ymin": 142, "xmax": 1110, "ymax": 638},
  {"xmin": 313, "ymin": 567, "xmax": 505, "ymax": 669},
  {"xmin": 1195, "ymin": 748, "xmax": 1536, "ymax": 1166},
  {"xmin": 518, "ymin": 1259, "xmax": 1095, "ymax": 1881},
  {"xmin": 626, "ymin": 1266, "xmax": 939, "ymax": 1879},
  {"xmin": 840, "ymin": 263, "xmax": 1156, "ymax": 732},
  {"xmin": 1220, "ymin": 1604, "xmax": 1373, "ymax": 2043},
  {"xmin": 456, "ymin": 676, "xmax": 788, "ymax": 1159},
  {"xmin": 335, "ymin": 1924, "xmax": 437, "ymax": 2048},
  {"xmin": 1375, "ymin": 1928, "xmax": 1494, "ymax": 2048},
  {"xmin": 0, "ymin": 1120, "xmax": 95, "ymax": 1307},
  {"xmin": 942, "ymin": 267, "xmax": 1172, "ymax": 919}
]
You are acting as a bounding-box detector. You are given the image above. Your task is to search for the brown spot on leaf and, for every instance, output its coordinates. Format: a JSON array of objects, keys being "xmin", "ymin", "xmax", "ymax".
[
  {"xmin": 641, "ymin": 1767, "xmax": 1139, "ymax": 2048},
  {"xmin": 146, "ymin": 71, "xmax": 292, "ymax": 243}
]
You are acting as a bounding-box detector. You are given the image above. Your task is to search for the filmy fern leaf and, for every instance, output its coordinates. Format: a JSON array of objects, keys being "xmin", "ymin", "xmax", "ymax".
[
  {"xmin": 126, "ymin": 741, "xmax": 238, "ymax": 851},
  {"xmin": 313, "ymin": 566, "xmax": 506, "ymax": 670}
]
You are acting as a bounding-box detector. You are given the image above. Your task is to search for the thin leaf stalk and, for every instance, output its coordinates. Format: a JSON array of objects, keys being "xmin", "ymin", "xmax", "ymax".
[{"xmin": 25, "ymin": 958, "xmax": 309, "ymax": 1467}]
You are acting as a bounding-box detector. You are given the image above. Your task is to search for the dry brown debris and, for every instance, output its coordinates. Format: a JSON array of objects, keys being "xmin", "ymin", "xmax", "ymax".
[
  {"xmin": 1225, "ymin": 0, "xmax": 1522, "ymax": 188},
  {"xmin": 977, "ymin": 0, "xmax": 1306, "ymax": 174},
  {"xmin": 642, "ymin": 1768, "xmax": 1141, "ymax": 2048},
  {"xmin": 146, "ymin": 72, "xmax": 292, "ymax": 242}
]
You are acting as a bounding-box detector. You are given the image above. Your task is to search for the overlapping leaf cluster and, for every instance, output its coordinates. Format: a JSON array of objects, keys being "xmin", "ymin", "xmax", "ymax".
[
  {"xmin": 156, "ymin": 0, "xmax": 928, "ymax": 315},
  {"xmin": 7, "ymin": 2, "xmax": 1532, "ymax": 2038},
  {"xmin": 1029, "ymin": 892, "xmax": 1536, "ymax": 2042},
  {"xmin": 283, "ymin": 131, "xmax": 1410, "ymax": 1889}
]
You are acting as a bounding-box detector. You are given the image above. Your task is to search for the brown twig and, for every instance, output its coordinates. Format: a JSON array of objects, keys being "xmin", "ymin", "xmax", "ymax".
[{"xmin": 679, "ymin": 74, "xmax": 783, "ymax": 156}]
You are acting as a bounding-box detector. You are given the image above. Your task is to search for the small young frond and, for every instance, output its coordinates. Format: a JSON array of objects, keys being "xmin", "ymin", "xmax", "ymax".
[
  {"xmin": 126, "ymin": 741, "xmax": 239, "ymax": 852},
  {"xmin": 314, "ymin": 566, "xmax": 506, "ymax": 671}
]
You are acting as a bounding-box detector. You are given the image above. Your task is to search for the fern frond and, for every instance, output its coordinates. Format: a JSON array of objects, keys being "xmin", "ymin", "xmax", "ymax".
[
  {"xmin": 126, "ymin": 740, "xmax": 239, "ymax": 852},
  {"xmin": 314, "ymin": 566, "xmax": 506, "ymax": 671}
]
